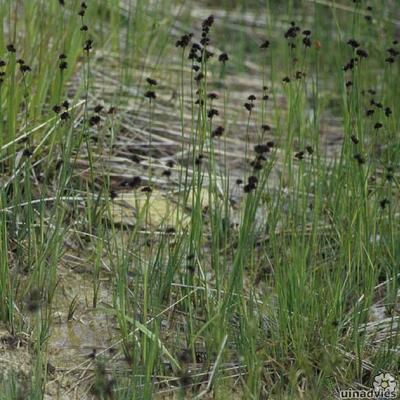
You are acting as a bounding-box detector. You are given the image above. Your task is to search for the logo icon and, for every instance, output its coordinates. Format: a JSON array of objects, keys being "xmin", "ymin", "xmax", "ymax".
[{"xmin": 373, "ymin": 373, "xmax": 397, "ymax": 396}]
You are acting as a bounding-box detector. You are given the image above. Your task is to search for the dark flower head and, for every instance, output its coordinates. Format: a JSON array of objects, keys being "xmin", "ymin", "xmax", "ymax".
[
  {"xmin": 350, "ymin": 135, "xmax": 359, "ymax": 144},
  {"xmin": 146, "ymin": 77, "xmax": 157, "ymax": 86},
  {"xmin": 195, "ymin": 154, "xmax": 204, "ymax": 166},
  {"xmin": 89, "ymin": 115, "xmax": 101, "ymax": 126},
  {"xmin": 387, "ymin": 47, "xmax": 399, "ymax": 57},
  {"xmin": 144, "ymin": 90, "xmax": 156, "ymax": 100},
  {"xmin": 282, "ymin": 76, "xmax": 291, "ymax": 83},
  {"xmin": 260, "ymin": 40, "xmax": 270, "ymax": 49},
  {"xmin": 254, "ymin": 144, "xmax": 269, "ymax": 154},
  {"xmin": 285, "ymin": 25, "xmax": 300, "ymax": 39},
  {"xmin": 83, "ymin": 39, "xmax": 93, "ymax": 52},
  {"xmin": 356, "ymin": 49, "xmax": 368, "ymax": 58},
  {"xmin": 374, "ymin": 122, "xmax": 383, "ymax": 130},
  {"xmin": 384, "ymin": 107, "xmax": 392, "ymax": 117},
  {"xmin": 267, "ymin": 141, "xmax": 274, "ymax": 148},
  {"xmin": 175, "ymin": 33, "xmax": 193, "ymax": 48},
  {"xmin": 59, "ymin": 61, "xmax": 68, "ymax": 70},
  {"xmin": 200, "ymin": 37, "xmax": 210, "ymax": 46},
  {"xmin": 207, "ymin": 92, "xmax": 218, "ymax": 100},
  {"xmin": 262, "ymin": 124, "xmax": 271, "ymax": 131},
  {"xmin": 195, "ymin": 72, "xmax": 204, "ymax": 82},
  {"xmin": 366, "ymin": 109, "xmax": 374, "ymax": 117},
  {"xmin": 91, "ymin": 105, "xmax": 102, "ymax": 114},
  {"xmin": 248, "ymin": 94, "xmax": 256, "ymax": 101},
  {"xmin": 129, "ymin": 176, "xmax": 142, "ymax": 188},
  {"xmin": 244, "ymin": 183, "xmax": 256, "ymax": 193},
  {"xmin": 53, "ymin": 105, "xmax": 61, "ymax": 114},
  {"xmin": 62, "ymin": 100, "xmax": 70, "ymax": 109},
  {"xmin": 302, "ymin": 30, "xmax": 311, "ymax": 36},
  {"xmin": 6, "ymin": 44, "xmax": 16, "ymax": 53},
  {"xmin": 218, "ymin": 52, "xmax": 229, "ymax": 63},
  {"xmin": 202, "ymin": 15, "xmax": 214, "ymax": 30},
  {"xmin": 141, "ymin": 186, "xmax": 152, "ymax": 193},
  {"xmin": 306, "ymin": 145, "xmax": 314, "ymax": 155},
  {"xmin": 244, "ymin": 102, "xmax": 254, "ymax": 112},
  {"xmin": 20, "ymin": 64, "xmax": 31, "ymax": 74},
  {"xmin": 207, "ymin": 108, "xmax": 219, "ymax": 119},
  {"xmin": 248, "ymin": 175, "xmax": 258, "ymax": 185},
  {"xmin": 80, "ymin": 25, "xmax": 88, "ymax": 32},
  {"xmin": 60, "ymin": 111, "xmax": 70, "ymax": 120},
  {"xmin": 0, "ymin": 60, "xmax": 5, "ymax": 67},
  {"xmin": 379, "ymin": 198, "xmax": 389, "ymax": 209},
  {"xmin": 303, "ymin": 37, "xmax": 311, "ymax": 47},
  {"xmin": 347, "ymin": 39, "xmax": 359, "ymax": 48},
  {"xmin": 354, "ymin": 153, "xmax": 366, "ymax": 164},
  {"xmin": 212, "ymin": 126, "xmax": 224, "ymax": 138}
]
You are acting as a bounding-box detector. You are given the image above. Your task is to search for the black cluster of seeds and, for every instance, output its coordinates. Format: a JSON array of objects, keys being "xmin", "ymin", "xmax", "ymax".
[
  {"xmin": 195, "ymin": 154, "xmax": 204, "ymax": 166},
  {"xmin": 363, "ymin": 90, "xmax": 392, "ymax": 129},
  {"xmin": 0, "ymin": 59, "xmax": 5, "ymax": 85},
  {"xmin": 350, "ymin": 135, "xmax": 359, "ymax": 144},
  {"xmin": 380, "ymin": 198, "xmax": 390, "ymax": 210},
  {"xmin": 262, "ymin": 86, "xmax": 269, "ymax": 102},
  {"xmin": 78, "ymin": 1, "xmax": 87, "ymax": 17},
  {"xmin": 84, "ymin": 39, "xmax": 93, "ymax": 53},
  {"xmin": 302, "ymin": 30, "xmax": 312, "ymax": 48},
  {"xmin": 344, "ymin": 38, "xmax": 368, "ymax": 71},
  {"xmin": 250, "ymin": 141, "xmax": 274, "ymax": 171},
  {"xmin": 17, "ymin": 59, "xmax": 31, "ymax": 75},
  {"xmin": 141, "ymin": 186, "xmax": 152, "ymax": 193},
  {"xmin": 212, "ymin": 126, "xmax": 224, "ymax": 138},
  {"xmin": 218, "ymin": 52, "xmax": 229, "ymax": 63},
  {"xmin": 294, "ymin": 146, "xmax": 314, "ymax": 160},
  {"xmin": 144, "ymin": 76, "xmax": 157, "ymax": 100},
  {"xmin": 6, "ymin": 43, "xmax": 16, "ymax": 53},
  {"xmin": 285, "ymin": 21, "xmax": 301, "ymax": 44},
  {"xmin": 354, "ymin": 153, "xmax": 366, "ymax": 165},
  {"xmin": 53, "ymin": 100, "xmax": 70, "ymax": 121},
  {"xmin": 385, "ymin": 41, "xmax": 399, "ymax": 64},
  {"xmin": 244, "ymin": 175, "xmax": 258, "ymax": 193},
  {"xmin": 59, "ymin": 53, "xmax": 68, "ymax": 70},
  {"xmin": 208, "ymin": 108, "xmax": 219, "ymax": 119},
  {"xmin": 89, "ymin": 105, "xmax": 103, "ymax": 126},
  {"xmin": 201, "ymin": 15, "xmax": 214, "ymax": 46},
  {"xmin": 386, "ymin": 166, "xmax": 394, "ymax": 182},
  {"xmin": 120, "ymin": 175, "xmax": 142, "ymax": 189},
  {"xmin": 364, "ymin": 5, "xmax": 373, "ymax": 22},
  {"xmin": 244, "ymin": 94, "xmax": 256, "ymax": 113},
  {"xmin": 175, "ymin": 32, "xmax": 193, "ymax": 48}
]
